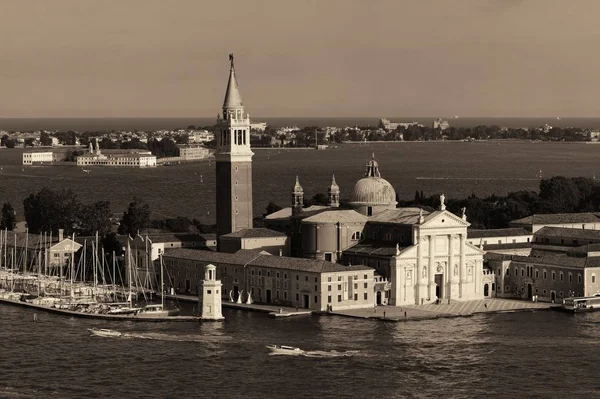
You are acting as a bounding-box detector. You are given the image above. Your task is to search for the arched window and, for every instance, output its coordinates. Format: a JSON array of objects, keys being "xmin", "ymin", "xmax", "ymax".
[
  {"xmin": 383, "ymin": 233, "xmax": 392, "ymax": 241},
  {"xmin": 351, "ymin": 231, "xmax": 364, "ymax": 241}
]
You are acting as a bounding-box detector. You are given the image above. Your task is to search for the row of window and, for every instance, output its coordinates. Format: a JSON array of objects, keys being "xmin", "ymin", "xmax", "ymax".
[
  {"xmin": 509, "ymin": 266, "xmax": 584, "ymax": 283},
  {"xmin": 505, "ymin": 285, "xmax": 581, "ymax": 298},
  {"xmin": 327, "ymin": 293, "xmax": 368, "ymax": 303}
]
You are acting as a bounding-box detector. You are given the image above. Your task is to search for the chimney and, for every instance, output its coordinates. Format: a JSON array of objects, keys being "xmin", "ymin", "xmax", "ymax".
[{"xmin": 58, "ymin": 229, "xmax": 64, "ymax": 241}]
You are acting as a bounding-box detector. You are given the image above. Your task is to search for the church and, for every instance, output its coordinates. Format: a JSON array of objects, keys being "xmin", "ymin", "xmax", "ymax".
[{"xmin": 162, "ymin": 54, "xmax": 484, "ymax": 310}]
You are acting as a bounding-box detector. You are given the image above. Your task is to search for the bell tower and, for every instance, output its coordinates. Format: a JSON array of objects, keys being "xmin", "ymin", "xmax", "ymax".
[
  {"xmin": 327, "ymin": 174, "xmax": 340, "ymax": 208},
  {"xmin": 215, "ymin": 54, "xmax": 254, "ymax": 244},
  {"xmin": 292, "ymin": 176, "xmax": 304, "ymax": 217}
]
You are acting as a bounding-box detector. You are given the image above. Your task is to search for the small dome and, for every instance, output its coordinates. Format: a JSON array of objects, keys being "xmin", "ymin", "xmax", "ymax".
[{"xmin": 350, "ymin": 177, "xmax": 397, "ymax": 207}]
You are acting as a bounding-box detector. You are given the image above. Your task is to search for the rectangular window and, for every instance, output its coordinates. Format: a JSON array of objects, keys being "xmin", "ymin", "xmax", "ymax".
[
  {"xmin": 354, "ymin": 283, "xmax": 358, "ymax": 289},
  {"xmin": 364, "ymin": 293, "xmax": 368, "ymax": 300},
  {"xmin": 328, "ymin": 285, "xmax": 331, "ymax": 291},
  {"xmin": 207, "ymin": 290, "xmax": 211, "ymax": 294},
  {"xmin": 593, "ymin": 275, "xmax": 597, "ymax": 284},
  {"xmin": 338, "ymin": 284, "xmax": 342, "ymax": 290},
  {"xmin": 296, "ymin": 293, "xmax": 299, "ymax": 300},
  {"xmin": 305, "ymin": 276, "xmax": 308, "ymax": 281},
  {"xmin": 337, "ymin": 295, "xmax": 342, "ymax": 302},
  {"xmin": 296, "ymin": 275, "xmax": 299, "ymax": 280},
  {"xmin": 328, "ymin": 295, "xmax": 332, "ymax": 303},
  {"xmin": 314, "ymin": 296, "xmax": 318, "ymax": 303},
  {"xmin": 364, "ymin": 282, "xmax": 368, "ymax": 289},
  {"xmin": 327, "ymin": 276, "xmax": 332, "ymax": 282},
  {"xmin": 364, "ymin": 274, "xmax": 368, "ymax": 280},
  {"xmin": 314, "ymin": 277, "xmax": 318, "ymax": 282},
  {"xmin": 354, "ymin": 293, "xmax": 358, "ymax": 301}
]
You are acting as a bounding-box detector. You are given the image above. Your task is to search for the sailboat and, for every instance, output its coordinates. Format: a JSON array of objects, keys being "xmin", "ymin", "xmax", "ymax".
[
  {"xmin": 107, "ymin": 241, "xmax": 142, "ymax": 315},
  {"xmin": 134, "ymin": 254, "xmax": 180, "ymax": 318}
]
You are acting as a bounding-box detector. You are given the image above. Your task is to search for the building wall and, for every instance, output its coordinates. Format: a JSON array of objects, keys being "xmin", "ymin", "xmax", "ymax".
[
  {"xmin": 584, "ymin": 267, "xmax": 600, "ymax": 297},
  {"xmin": 534, "ymin": 235, "xmax": 600, "ymax": 246},
  {"xmin": 216, "ymin": 160, "xmax": 253, "ymax": 239},
  {"xmin": 301, "ymin": 221, "xmax": 366, "ymax": 262},
  {"xmin": 466, "ymin": 234, "xmax": 532, "ymax": 247},
  {"xmin": 161, "ymin": 255, "xmax": 374, "ymax": 311},
  {"xmin": 219, "ymin": 236, "xmax": 288, "ymax": 256},
  {"xmin": 76, "ymin": 154, "xmax": 156, "ymax": 167},
  {"xmin": 22, "ymin": 152, "xmax": 53, "ymax": 165},
  {"xmin": 365, "ymin": 224, "xmax": 413, "ymax": 245},
  {"xmin": 502, "ymin": 260, "xmax": 585, "ymax": 302}
]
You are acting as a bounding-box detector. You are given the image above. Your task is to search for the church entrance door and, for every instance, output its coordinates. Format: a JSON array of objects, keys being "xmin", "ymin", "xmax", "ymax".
[
  {"xmin": 527, "ymin": 284, "xmax": 533, "ymax": 299},
  {"xmin": 233, "ymin": 286, "xmax": 239, "ymax": 302},
  {"xmin": 435, "ymin": 274, "xmax": 443, "ymax": 299},
  {"xmin": 484, "ymin": 284, "xmax": 489, "ymax": 297},
  {"xmin": 376, "ymin": 291, "xmax": 382, "ymax": 305},
  {"xmin": 302, "ymin": 294, "xmax": 309, "ymax": 309}
]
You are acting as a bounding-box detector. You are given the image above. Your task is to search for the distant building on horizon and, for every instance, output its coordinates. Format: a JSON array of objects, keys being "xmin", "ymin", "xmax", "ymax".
[{"xmin": 76, "ymin": 138, "xmax": 156, "ymax": 168}]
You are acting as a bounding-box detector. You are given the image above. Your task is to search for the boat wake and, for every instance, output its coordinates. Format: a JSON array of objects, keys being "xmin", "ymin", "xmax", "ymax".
[
  {"xmin": 302, "ymin": 350, "xmax": 360, "ymax": 358},
  {"xmin": 121, "ymin": 332, "xmax": 232, "ymax": 343}
]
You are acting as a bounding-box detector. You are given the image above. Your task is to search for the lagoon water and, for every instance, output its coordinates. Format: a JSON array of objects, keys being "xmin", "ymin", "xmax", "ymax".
[
  {"xmin": 1, "ymin": 141, "xmax": 599, "ymax": 225},
  {"xmin": 2, "ymin": 303, "xmax": 600, "ymax": 398}
]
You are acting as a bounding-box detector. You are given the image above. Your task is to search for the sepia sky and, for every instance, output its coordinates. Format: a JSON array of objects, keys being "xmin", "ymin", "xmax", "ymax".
[{"xmin": 1, "ymin": 0, "xmax": 599, "ymax": 118}]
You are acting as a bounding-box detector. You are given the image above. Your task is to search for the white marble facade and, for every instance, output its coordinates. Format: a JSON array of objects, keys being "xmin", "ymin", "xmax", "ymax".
[{"xmin": 390, "ymin": 210, "xmax": 485, "ymax": 306}]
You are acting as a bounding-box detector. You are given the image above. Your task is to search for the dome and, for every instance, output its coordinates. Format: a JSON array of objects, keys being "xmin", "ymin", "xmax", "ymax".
[{"xmin": 350, "ymin": 177, "xmax": 397, "ymax": 207}]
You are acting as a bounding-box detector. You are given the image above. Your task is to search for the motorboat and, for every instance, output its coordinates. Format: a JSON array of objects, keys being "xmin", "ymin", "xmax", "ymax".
[
  {"xmin": 266, "ymin": 345, "xmax": 305, "ymax": 355},
  {"xmin": 134, "ymin": 304, "xmax": 180, "ymax": 318},
  {"xmin": 88, "ymin": 328, "xmax": 122, "ymax": 338}
]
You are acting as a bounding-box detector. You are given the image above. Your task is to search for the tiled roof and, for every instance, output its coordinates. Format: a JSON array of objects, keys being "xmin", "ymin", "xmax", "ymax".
[
  {"xmin": 264, "ymin": 205, "xmax": 329, "ymax": 220},
  {"xmin": 162, "ymin": 248, "xmax": 372, "ymax": 273},
  {"xmin": 302, "ymin": 210, "xmax": 368, "ymax": 224},
  {"xmin": 221, "ymin": 228, "xmax": 287, "ymax": 239},
  {"xmin": 511, "ymin": 213, "xmax": 600, "ymax": 225},
  {"xmin": 468, "ymin": 228, "xmax": 531, "ymax": 239},
  {"xmin": 481, "ymin": 242, "xmax": 532, "ymax": 250},
  {"xmin": 534, "ymin": 227, "xmax": 600, "ymax": 241},
  {"xmin": 343, "ymin": 240, "xmax": 402, "ymax": 257},
  {"xmin": 368, "ymin": 208, "xmax": 430, "ymax": 225},
  {"xmin": 114, "ymin": 233, "xmax": 207, "ymax": 245},
  {"xmin": 486, "ymin": 253, "xmax": 600, "ymax": 268}
]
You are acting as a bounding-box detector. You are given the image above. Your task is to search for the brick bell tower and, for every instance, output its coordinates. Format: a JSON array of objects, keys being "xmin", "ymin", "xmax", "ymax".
[{"xmin": 215, "ymin": 54, "xmax": 254, "ymax": 247}]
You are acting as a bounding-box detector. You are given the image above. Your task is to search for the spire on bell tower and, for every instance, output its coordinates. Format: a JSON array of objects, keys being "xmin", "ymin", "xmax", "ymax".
[
  {"xmin": 215, "ymin": 54, "xmax": 254, "ymax": 246},
  {"xmin": 328, "ymin": 174, "xmax": 340, "ymax": 208}
]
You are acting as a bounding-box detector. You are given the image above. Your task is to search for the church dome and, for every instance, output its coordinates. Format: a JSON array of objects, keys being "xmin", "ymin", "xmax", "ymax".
[
  {"xmin": 349, "ymin": 153, "xmax": 397, "ymax": 210},
  {"xmin": 350, "ymin": 177, "xmax": 397, "ymax": 206}
]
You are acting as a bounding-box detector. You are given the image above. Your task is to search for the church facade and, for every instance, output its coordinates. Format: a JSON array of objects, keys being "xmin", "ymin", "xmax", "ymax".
[{"xmin": 265, "ymin": 156, "xmax": 485, "ymax": 305}]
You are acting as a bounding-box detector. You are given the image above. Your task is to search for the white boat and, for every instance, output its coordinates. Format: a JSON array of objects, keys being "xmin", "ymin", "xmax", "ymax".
[
  {"xmin": 266, "ymin": 345, "xmax": 305, "ymax": 355},
  {"xmin": 88, "ymin": 328, "xmax": 122, "ymax": 338},
  {"xmin": 134, "ymin": 304, "xmax": 180, "ymax": 318}
]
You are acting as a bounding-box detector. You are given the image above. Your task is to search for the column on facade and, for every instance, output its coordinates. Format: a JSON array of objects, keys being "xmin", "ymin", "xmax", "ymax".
[
  {"xmin": 447, "ymin": 234, "xmax": 454, "ymax": 299},
  {"xmin": 459, "ymin": 233, "xmax": 466, "ymax": 298},
  {"xmin": 417, "ymin": 236, "xmax": 425, "ymax": 304},
  {"xmin": 428, "ymin": 235, "xmax": 435, "ymax": 300}
]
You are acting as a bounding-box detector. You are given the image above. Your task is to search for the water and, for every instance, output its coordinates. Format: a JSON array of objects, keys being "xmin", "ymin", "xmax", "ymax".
[
  {"xmin": 1, "ymin": 142, "xmax": 599, "ymax": 225},
  {"xmin": 2, "ymin": 117, "xmax": 600, "ymax": 131},
  {"xmin": 2, "ymin": 303, "xmax": 599, "ymax": 398}
]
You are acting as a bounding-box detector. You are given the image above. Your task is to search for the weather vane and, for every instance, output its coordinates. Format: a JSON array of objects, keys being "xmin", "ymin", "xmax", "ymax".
[{"xmin": 229, "ymin": 53, "xmax": 234, "ymax": 69}]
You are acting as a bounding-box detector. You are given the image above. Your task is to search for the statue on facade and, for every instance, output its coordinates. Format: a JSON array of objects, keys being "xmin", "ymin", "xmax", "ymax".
[
  {"xmin": 419, "ymin": 208, "xmax": 424, "ymax": 224},
  {"xmin": 422, "ymin": 266, "xmax": 427, "ymax": 278},
  {"xmin": 395, "ymin": 243, "xmax": 400, "ymax": 256},
  {"xmin": 454, "ymin": 264, "xmax": 458, "ymax": 276},
  {"xmin": 440, "ymin": 194, "xmax": 446, "ymax": 211},
  {"xmin": 461, "ymin": 207, "xmax": 467, "ymax": 220}
]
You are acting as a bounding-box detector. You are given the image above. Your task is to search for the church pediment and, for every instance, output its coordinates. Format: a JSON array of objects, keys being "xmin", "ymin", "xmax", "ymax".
[{"xmin": 420, "ymin": 210, "xmax": 470, "ymax": 229}]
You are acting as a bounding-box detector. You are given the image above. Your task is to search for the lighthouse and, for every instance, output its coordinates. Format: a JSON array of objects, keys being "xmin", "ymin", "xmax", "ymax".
[{"xmin": 200, "ymin": 264, "xmax": 224, "ymax": 321}]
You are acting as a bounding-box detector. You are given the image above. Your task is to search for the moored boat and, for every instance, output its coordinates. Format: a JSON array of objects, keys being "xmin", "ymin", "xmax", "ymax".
[
  {"xmin": 266, "ymin": 345, "xmax": 305, "ymax": 355},
  {"xmin": 553, "ymin": 295, "xmax": 600, "ymax": 313},
  {"xmin": 88, "ymin": 328, "xmax": 122, "ymax": 337}
]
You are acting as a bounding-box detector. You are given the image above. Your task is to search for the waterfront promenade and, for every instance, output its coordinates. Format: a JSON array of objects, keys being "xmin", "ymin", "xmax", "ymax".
[
  {"xmin": 169, "ymin": 294, "xmax": 550, "ymax": 322},
  {"xmin": 332, "ymin": 298, "xmax": 552, "ymax": 322}
]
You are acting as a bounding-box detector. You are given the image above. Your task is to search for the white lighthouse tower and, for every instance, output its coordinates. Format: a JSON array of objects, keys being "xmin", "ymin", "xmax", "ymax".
[{"xmin": 200, "ymin": 264, "xmax": 224, "ymax": 320}]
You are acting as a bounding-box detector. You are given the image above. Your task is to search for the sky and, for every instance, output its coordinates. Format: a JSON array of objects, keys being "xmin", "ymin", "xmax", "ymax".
[{"xmin": 1, "ymin": 0, "xmax": 599, "ymax": 118}]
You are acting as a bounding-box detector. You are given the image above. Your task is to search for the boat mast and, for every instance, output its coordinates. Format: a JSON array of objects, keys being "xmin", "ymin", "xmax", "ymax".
[
  {"xmin": 71, "ymin": 233, "xmax": 75, "ymax": 300},
  {"xmin": 160, "ymin": 254, "xmax": 164, "ymax": 308},
  {"xmin": 112, "ymin": 250, "xmax": 116, "ymax": 302},
  {"xmin": 127, "ymin": 240, "xmax": 132, "ymax": 308},
  {"xmin": 24, "ymin": 228, "xmax": 28, "ymax": 274}
]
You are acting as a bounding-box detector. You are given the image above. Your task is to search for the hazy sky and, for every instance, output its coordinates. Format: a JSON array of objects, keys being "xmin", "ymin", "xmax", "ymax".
[{"xmin": 1, "ymin": 0, "xmax": 599, "ymax": 118}]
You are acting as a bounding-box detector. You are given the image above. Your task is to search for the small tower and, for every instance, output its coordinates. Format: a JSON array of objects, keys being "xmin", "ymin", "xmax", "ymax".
[
  {"xmin": 292, "ymin": 175, "xmax": 304, "ymax": 216},
  {"xmin": 200, "ymin": 264, "xmax": 224, "ymax": 320},
  {"xmin": 328, "ymin": 174, "xmax": 340, "ymax": 208}
]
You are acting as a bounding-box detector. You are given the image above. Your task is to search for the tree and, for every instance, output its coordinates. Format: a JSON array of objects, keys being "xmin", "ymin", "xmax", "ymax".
[
  {"xmin": 0, "ymin": 202, "xmax": 16, "ymax": 231},
  {"xmin": 40, "ymin": 132, "xmax": 53, "ymax": 146},
  {"xmin": 23, "ymin": 188, "xmax": 82, "ymax": 235},
  {"xmin": 265, "ymin": 202, "xmax": 282, "ymax": 216},
  {"xmin": 538, "ymin": 176, "xmax": 580, "ymax": 213},
  {"xmin": 79, "ymin": 201, "xmax": 113, "ymax": 236},
  {"xmin": 118, "ymin": 197, "xmax": 151, "ymax": 236}
]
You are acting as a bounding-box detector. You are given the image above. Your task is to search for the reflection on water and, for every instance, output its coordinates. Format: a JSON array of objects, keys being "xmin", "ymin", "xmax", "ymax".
[{"xmin": 2, "ymin": 306, "xmax": 600, "ymax": 398}]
